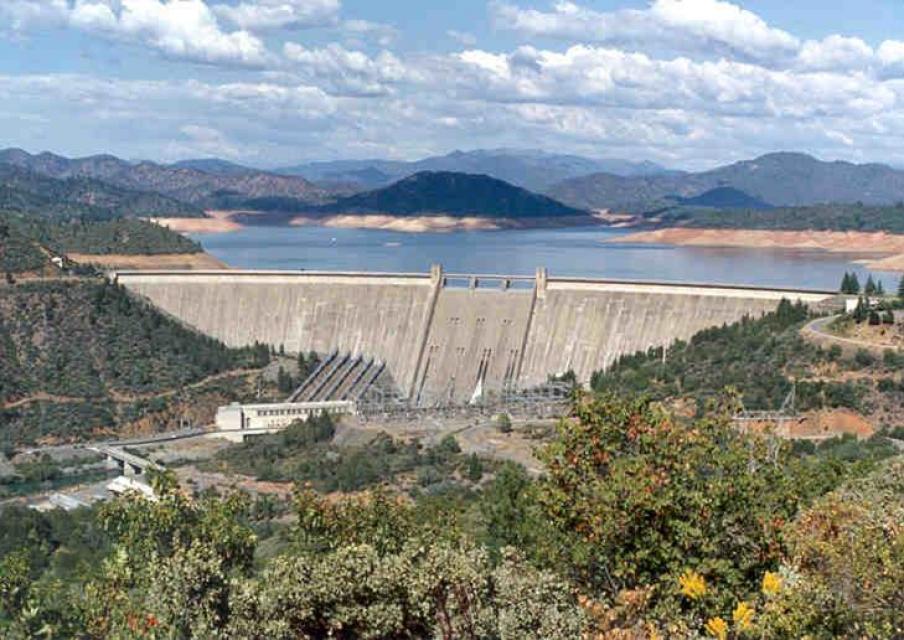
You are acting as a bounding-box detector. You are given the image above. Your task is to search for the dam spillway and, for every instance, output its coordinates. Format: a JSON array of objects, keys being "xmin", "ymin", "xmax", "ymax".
[{"xmin": 114, "ymin": 267, "xmax": 836, "ymax": 405}]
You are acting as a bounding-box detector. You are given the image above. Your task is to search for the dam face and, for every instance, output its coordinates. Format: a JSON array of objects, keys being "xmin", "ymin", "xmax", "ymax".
[{"xmin": 115, "ymin": 267, "xmax": 835, "ymax": 405}]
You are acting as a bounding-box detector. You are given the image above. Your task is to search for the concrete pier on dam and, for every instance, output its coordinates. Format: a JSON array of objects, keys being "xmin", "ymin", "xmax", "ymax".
[{"xmin": 112, "ymin": 266, "xmax": 836, "ymax": 406}]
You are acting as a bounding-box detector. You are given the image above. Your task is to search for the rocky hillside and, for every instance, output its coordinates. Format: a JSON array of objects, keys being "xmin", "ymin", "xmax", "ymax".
[
  {"xmin": 0, "ymin": 149, "xmax": 331, "ymax": 208},
  {"xmin": 320, "ymin": 171, "xmax": 589, "ymax": 218},
  {"xmin": 549, "ymin": 152, "xmax": 904, "ymax": 212}
]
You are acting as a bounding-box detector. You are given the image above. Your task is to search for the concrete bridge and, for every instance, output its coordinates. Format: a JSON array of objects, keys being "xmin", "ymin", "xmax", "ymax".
[
  {"xmin": 93, "ymin": 445, "xmax": 162, "ymax": 477},
  {"xmin": 113, "ymin": 266, "xmax": 837, "ymax": 405}
]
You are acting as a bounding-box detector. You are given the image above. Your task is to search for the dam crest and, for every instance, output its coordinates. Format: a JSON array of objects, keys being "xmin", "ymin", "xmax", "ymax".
[{"xmin": 113, "ymin": 266, "xmax": 836, "ymax": 406}]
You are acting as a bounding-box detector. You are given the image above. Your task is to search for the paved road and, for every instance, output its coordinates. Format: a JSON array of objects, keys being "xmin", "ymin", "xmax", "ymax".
[{"xmin": 802, "ymin": 315, "xmax": 901, "ymax": 353}]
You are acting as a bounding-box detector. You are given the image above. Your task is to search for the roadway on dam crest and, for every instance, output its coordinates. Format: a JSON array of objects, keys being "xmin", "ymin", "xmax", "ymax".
[{"xmin": 113, "ymin": 267, "xmax": 837, "ymax": 406}]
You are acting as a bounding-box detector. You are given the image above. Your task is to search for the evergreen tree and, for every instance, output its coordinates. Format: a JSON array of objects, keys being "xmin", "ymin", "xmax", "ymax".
[
  {"xmin": 898, "ymin": 275, "xmax": 904, "ymax": 301},
  {"xmin": 864, "ymin": 275, "xmax": 877, "ymax": 296},
  {"xmin": 840, "ymin": 272, "xmax": 856, "ymax": 294},
  {"xmin": 849, "ymin": 272, "xmax": 861, "ymax": 294},
  {"xmin": 876, "ymin": 280, "xmax": 885, "ymax": 296}
]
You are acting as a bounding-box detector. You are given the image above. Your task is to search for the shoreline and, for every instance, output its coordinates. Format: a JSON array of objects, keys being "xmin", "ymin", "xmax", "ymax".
[
  {"xmin": 152, "ymin": 211, "xmax": 605, "ymax": 235},
  {"xmin": 609, "ymin": 228, "xmax": 904, "ymax": 272},
  {"xmin": 67, "ymin": 252, "xmax": 229, "ymax": 271}
]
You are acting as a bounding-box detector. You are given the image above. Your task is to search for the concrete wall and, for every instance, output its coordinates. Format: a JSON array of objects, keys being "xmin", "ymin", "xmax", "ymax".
[
  {"xmin": 520, "ymin": 281, "xmax": 823, "ymax": 385},
  {"xmin": 414, "ymin": 287, "xmax": 535, "ymax": 404},
  {"xmin": 115, "ymin": 269, "xmax": 835, "ymax": 405},
  {"xmin": 118, "ymin": 271, "xmax": 436, "ymax": 393}
]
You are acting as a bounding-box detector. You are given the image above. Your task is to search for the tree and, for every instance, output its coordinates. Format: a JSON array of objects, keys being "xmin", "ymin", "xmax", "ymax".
[
  {"xmin": 848, "ymin": 272, "xmax": 861, "ymax": 294},
  {"xmin": 536, "ymin": 392, "xmax": 825, "ymax": 615},
  {"xmin": 466, "ymin": 453, "xmax": 484, "ymax": 483},
  {"xmin": 898, "ymin": 275, "xmax": 904, "ymax": 301},
  {"xmin": 864, "ymin": 275, "xmax": 877, "ymax": 296}
]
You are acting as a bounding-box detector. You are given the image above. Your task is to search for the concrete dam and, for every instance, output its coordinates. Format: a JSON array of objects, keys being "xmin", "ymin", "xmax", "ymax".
[{"xmin": 114, "ymin": 267, "xmax": 835, "ymax": 405}]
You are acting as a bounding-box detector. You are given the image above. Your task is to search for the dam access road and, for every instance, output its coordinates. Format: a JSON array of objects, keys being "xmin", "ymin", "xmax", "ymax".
[{"xmin": 113, "ymin": 266, "xmax": 838, "ymax": 406}]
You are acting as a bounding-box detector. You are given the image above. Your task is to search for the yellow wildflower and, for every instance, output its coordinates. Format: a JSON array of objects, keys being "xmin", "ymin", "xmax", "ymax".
[
  {"xmin": 678, "ymin": 570, "xmax": 707, "ymax": 599},
  {"xmin": 732, "ymin": 601, "xmax": 755, "ymax": 631},
  {"xmin": 761, "ymin": 571, "xmax": 783, "ymax": 596},
  {"xmin": 705, "ymin": 616, "xmax": 728, "ymax": 640}
]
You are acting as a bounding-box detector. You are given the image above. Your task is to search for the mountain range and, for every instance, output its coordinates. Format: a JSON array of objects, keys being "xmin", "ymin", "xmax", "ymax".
[
  {"xmin": 5, "ymin": 147, "xmax": 904, "ymax": 225},
  {"xmin": 277, "ymin": 149, "xmax": 668, "ymax": 191},
  {"xmin": 548, "ymin": 152, "xmax": 904, "ymax": 212},
  {"xmin": 0, "ymin": 148, "xmax": 329, "ymax": 208},
  {"xmin": 0, "ymin": 163, "xmax": 200, "ymax": 220}
]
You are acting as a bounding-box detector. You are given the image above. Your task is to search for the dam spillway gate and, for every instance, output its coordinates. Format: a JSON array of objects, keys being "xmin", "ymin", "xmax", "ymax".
[{"xmin": 113, "ymin": 265, "xmax": 836, "ymax": 407}]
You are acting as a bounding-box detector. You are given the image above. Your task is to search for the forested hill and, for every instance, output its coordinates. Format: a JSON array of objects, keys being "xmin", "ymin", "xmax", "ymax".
[
  {"xmin": 320, "ymin": 171, "xmax": 589, "ymax": 218},
  {"xmin": 655, "ymin": 202, "xmax": 904, "ymax": 234},
  {"xmin": 1, "ymin": 214, "xmax": 204, "ymax": 275},
  {"xmin": 0, "ymin": 163, "xmax": 201, "ymax": 220},
  {"xmin": 0, "ymin": 280, "xmax": 270, "ymax": 446},
  {"xmin": 548, "ymin": 152, "xmax": 904, "ymax": 212}
]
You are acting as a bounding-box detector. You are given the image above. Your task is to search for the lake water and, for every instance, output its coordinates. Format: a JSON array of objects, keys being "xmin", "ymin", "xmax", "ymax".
[{"xmin": 192, "ymin": 225, "xmax": 895, "ymax": 291}]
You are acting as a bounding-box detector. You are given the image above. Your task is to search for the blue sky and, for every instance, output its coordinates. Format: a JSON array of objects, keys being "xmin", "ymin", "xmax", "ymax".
[{"xmin": 2, "ymin": 0, "xmax": 904, "ymax": 169}]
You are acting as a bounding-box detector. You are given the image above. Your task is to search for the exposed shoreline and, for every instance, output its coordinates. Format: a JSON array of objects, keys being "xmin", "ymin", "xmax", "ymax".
[
  {"xmin": 149, "ymin": 211, "xmax": 244, "ymax": 234},
  {"xmin": 610, "ymin": 228, "xmax": 904, "ymax": 272},
  {"xmin": 153, "ymin": 211, "xmax": 605, "ymax": 235},
  {"xmin": 67, "ymin": 252, "xmax": 228, "ymax": 271}
]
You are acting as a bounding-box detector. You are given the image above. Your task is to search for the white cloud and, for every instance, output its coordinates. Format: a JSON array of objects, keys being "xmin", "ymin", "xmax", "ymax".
[
  {"xmin": 340, "ymin": 19, "xmax": 397, "ymax": 47},
  {"xmin": 213, "ymin": 0, "xmax": 340, "ymax": 31},
  {"xmin": 797, "ymin": 35, "xmax": 873, "ymax": 71},
  {"xmin": 452, "ymin": 45, "xmax": 895, "ymax": 120},
  {"xmin": 2, "ymin": 0, "xmax": 268, "ymax": 66},
  {"xmin": 491, "ymin": 0, "xmax": 800, "ymax": 64},
  {"xmin": 172, "ymin": 124, "xmax": 242, "ymax": 157},
  {"xmin": 0, "ymin": 0, "xmax": 69, "ymax": 32},
  {"xmin": 283, "ymin": 42, "xmax": 412, "ymax": 96}
]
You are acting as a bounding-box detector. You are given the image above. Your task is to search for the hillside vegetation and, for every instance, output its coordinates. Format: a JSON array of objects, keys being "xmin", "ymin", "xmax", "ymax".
[
  {"xmin": 655, "ymin": 202, "xmax": 904, "ymax": 234},
  {"xmin": 1, "ymin": 396, "xmax": 900, "ymax": 638},
  {"xmin": 1, "ymin": 213, "xmax": 204, "ymax": 277},
  {"xmin": 320, "ymin": 171, "xmax": 589, "ymax": 218},
  {"xmin": 592, "ymin": 300, "xmax": 903, "ymax": 426},
  {"xmin": 0, "ymin": 163, "xmax": 201, "ymax": 220},
  {"xmin": 0, "ymin": 280, "xmax": 270, "ymax": 445}
]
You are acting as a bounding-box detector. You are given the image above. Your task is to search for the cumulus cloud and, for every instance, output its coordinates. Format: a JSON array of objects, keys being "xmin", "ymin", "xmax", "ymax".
[
  {"xmin": 3, "ymin": 0, "xmax": 268, "ymax": 66},
  {"xmin": 491, "ymin": 0, "xmax": 800, "ymax": 64},
  {"xmin": 213, "ymin": 0, "xmax": 340, "ymax": 31},
  {"xmin": 283, "ymin": 42, "xmax": 413, "ymax": 96},
  {"xmin": 6, "ymin": 1, "xmax": 904, "ymax": 168},
  {"xmin": 452, "ymin": 45, "xmax": 895, "ymax": 120},
  {"xmin": 797, "ymin": 35, "xmax": 873, "ymax": 71}
]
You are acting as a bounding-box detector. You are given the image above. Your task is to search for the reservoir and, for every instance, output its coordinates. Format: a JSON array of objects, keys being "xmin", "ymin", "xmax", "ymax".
[{"xmin": 192, "ymin": 225, "xmax": 893, "ymax": 291}]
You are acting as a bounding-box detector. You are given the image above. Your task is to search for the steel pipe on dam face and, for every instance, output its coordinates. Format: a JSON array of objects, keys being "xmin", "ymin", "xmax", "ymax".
[{"xmin": 113, "ymin": 268, "xmax": 836, "ymax": 405}]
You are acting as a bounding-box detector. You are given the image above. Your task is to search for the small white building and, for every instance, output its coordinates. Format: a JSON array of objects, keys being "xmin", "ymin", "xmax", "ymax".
[{"xmin": 215, "ymin": 400, "xmax": 355, "ymax": 441}]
